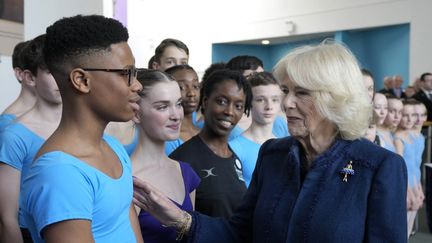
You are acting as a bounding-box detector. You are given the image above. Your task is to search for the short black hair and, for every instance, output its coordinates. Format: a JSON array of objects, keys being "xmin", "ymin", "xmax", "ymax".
[
  {"xmin": 198, "ymin": 69, "xmax": 252, "ymax": 116},
  {"xmin": 164, "ymin": 64, "xmax": 195, "ymax": 76},
  {"xmin": 12, "ymin": 41, "xmax": 29, "ymax": 69},
  {"xmin": 44, "ymin": 15, "xmax": 129, "ymax": 78},
  {"xmin": 420, "ymin": 72, "xmax": 432, "ymax": 81},
  {"xmin": 202, "ymin": 62, "xmax": 226, "ymax": 83},
  {"xmin": 154, "ymin": 38, "xmax": 189, "ymax": 63},
  {"xmin": 226, "ymin": 55, "xmax": 263, "ymax": 72},
  {"xmin": 21, "ymin": 34, "xmax": 47, "ymax": 75}
]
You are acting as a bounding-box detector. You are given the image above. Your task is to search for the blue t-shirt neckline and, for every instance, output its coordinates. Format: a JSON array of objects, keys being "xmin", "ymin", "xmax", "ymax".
[{"xmin": 33, "ymin": 137, "xmax": 125, "ymax": 181}]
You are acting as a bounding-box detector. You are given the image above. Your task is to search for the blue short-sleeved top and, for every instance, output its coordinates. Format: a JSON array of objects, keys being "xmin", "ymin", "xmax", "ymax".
[
  {"xmin": 21, "ymin": 135, "xmax": 136, "ymax": 243},
  {"xmin": 377, "ymin": 130, "xmax": 396, "ymax": 153},
  {"xmin": 0, "ymin": 122, "xmax": 45, "ymax": 227},
  {"xmin": 0, "ymin": 113, "xmax": 16, "ymax": 131},
  {"xmin": 229, "ymin": 135, "xmax": 261, "ymax": 187},
  {"xmin": 123, "ymin": 127, "xmax": 139, "ymax": 156},
  {"xmin": 165, "ymin": 138, "xmax": 184, "ymax": 156},
  {"xmin": 228, "ymin": 115, "xmax": 290, "ymax": 141},
  {"xmin": 0, "ymin": 122, "xmax": 44, "ymax": 172}
]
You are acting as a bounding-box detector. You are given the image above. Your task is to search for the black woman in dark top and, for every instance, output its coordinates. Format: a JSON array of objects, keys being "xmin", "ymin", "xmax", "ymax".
[{"xmin": 169, "ymin": 69, "xmax": 252, "ymax": 218}]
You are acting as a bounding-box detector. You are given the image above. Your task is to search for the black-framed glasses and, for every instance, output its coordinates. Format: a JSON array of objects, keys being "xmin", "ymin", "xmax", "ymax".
[{"xmin": 82, "ymin": 67, "xmax": 138, "ymax": 86}]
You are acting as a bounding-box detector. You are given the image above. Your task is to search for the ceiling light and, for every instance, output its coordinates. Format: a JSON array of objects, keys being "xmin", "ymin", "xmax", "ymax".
[{"xmin": 261, "ymin": 40, "xmax": 270, "ymax": 45}]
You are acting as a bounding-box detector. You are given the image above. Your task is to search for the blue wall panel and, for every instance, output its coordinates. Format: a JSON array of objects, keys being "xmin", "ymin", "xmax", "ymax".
[
  {"xmin": 268, "ymin": 37, "xmax": 327, "ymax": 70},
  {"xmin": 211, "ymin": 24, "xmax": 409, "ymax": 90},
  {"xmin": 340, "ymin": 24, "xmax": 410, "ymax": 90}
]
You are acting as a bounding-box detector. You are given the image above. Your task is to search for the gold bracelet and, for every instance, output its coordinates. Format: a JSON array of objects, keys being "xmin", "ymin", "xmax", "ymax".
[{"xmin": 176, "ymin": 211, "xmax": 192, "ymax": 241}]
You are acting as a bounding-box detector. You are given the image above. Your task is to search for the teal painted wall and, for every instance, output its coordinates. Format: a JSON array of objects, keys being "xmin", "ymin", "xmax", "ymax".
[
  {"xmin": 212, "ymin": 24, "xmax": 409, "ymax": 90},
  {"xmin": 339, "ymin": 24, "xmax": 410, "ymax": 90},
  {"xmin": 212, "ymin": 44, "xmax": 272, "ymax": 71},
  {"xmin": 267, "ymin": 37, "xmax": 327, "ymax": 70}
]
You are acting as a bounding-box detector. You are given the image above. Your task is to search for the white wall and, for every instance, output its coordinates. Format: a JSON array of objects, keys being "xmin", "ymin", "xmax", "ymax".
[
  {"xmin": 24, "ymin": 0, "xmax": 104, "ymax": 40},
  {"xmin": 0, "ymin": 56, "xmax": 20, "ymax": 112},
  {"xmin": 0, "ymin": 0, "xmax": 106, "ymax": 112},
  {"xmin": 127, "ymin": 0, "xmax": 216, "ymax": 74},
  {"xmin": 410, "ymin": 0, "xmax": 432, "ymax": 80},
  {"xmin": 128, "ymin": 0, "xmax": 430, "ymax": 81},
  {"xmin": 0, "ymin": 20, "xmax": 23, "ymax": 56},
  {"xmin": 211, "ymin": 0, "xmax": 410, "ymax": 43}
]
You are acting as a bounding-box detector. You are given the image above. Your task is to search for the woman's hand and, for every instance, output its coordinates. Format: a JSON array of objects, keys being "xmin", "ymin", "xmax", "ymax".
[
  {"xmin": 413, "ymin": 182, "xmax": 424, "ymax": 209},
  {"xmin": 418, "ymin": 184, "xmax": 425, "ymax": 205},
  {"xmin": 406, "ymin": 187, "xmax": 414, "ymax": 211},
  {"xmin": 132, "ymin": 177, "xmax": 190, "ymax": 230}
]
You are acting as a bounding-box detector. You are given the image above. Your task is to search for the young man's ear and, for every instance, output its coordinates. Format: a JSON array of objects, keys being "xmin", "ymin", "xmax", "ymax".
[
  {"xmin": 13, "ymin": 68, "xmax": 24, "ymax": 83},
  {"xmin": 70, "ymin": 68, "xmax": 91, "ymax": 93},
  {"xmin": 21, "ymin": 70, "xmax": 36, "ymax": 88}
]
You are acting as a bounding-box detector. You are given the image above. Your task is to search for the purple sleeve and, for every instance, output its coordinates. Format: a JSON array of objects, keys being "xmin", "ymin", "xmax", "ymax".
[{"xmin": 178, "ymin": 161, "xmax": 201, "ymax": 193}]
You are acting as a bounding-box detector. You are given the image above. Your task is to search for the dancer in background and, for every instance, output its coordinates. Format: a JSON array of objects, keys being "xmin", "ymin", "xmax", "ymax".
[
  {"xmin": 364, "ymin": 112, "xmax": 379, "ymax": 144},
  {"xmin": 151, "ymin": 38, "xmax": 189, "ymax": 71},
  {"xmin": 361, "ymin": 68, "xmax": 375, "ymax": 101},
  {"xmin": 377, "ymin": 95, "xmax": 402, "ymax": 152},
  {"xmin": 229, "ymin": 72, "xmax": 283, "ymax": 186},
  {"xmin": 408, "ymin": 101, "xmax": 427, "ymax": 235},
  {"xmin": 393, "ymin": 99, "xmax": 420, "ymax": 237},
  {"xmin": 164, "ymin": 65, "xmax": 201, "ymax": 155},
  {"xmin": 226, "ymin": 55, "xmax": 289, "ymax": 140},
  {"xmin": 0, "ymin": 41, "xmax": 35, "ymax": 130},
  {"xmin": 0, "ymin": 35, "xmax": 61, "ymax": 243},
  {"xmin": 412, "ymin": 102, "xmax": 427, "ymax": 203}
]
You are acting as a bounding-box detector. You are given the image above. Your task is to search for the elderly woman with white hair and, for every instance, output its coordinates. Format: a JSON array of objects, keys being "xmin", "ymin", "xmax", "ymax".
[{"xmin": 132, "ymin": 42, "xmax": 408, "ymax": 242}]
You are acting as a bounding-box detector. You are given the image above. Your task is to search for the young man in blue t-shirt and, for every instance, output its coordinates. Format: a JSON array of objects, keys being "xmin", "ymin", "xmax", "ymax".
[
  {"xmin": 21, "ymin": 15, "xmax": 144, "ymax": 243},
  {"xmin": 0, "ymin": 34, "xmax": 62, "ymax": 243}
]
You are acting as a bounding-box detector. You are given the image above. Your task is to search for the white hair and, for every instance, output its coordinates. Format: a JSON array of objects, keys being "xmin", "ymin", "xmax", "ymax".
[{"xmin": 273, "ymin": 41, "xmax": 372, "ymax": 140}]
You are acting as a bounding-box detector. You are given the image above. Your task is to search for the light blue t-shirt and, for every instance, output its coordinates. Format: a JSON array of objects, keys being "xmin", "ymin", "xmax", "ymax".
[
  {"xmin": 228, "ymin": 115, "xmax": 290, "ymax": 141},
  {"xmin": 0, "ymin": 122, "xmax": 44, "ymax": 172},
  {"xmin": 229, "ymin": 135, "xmax": 261, "ymax": 187},
  {"xmin": 272, "ymin": 115, "xmax": 290, "ymax": 138},
  {"xmin": 394, "ymin": 135, "xmax": 417, "ymax": 187},
  {"xmin": 0, "ymin": 113, "xmax": 17, "ymax": 131},
  {"xmin": 377, "ymin": 130, "xmax": 396, "ymax": 153},
  {"xmin": 228, "ymin": 126, "xmax": 244, "ymax": 141},
  {"xmin": 191, "ymin": 111, "xmax": 203, "ymax": 129},
  {"xmin": 0, "ymin": 122, "xmax": 45, "ymax": 228},
  {"xmin": 165, "ymin": 138, "xmax": 184, "ymax": 156},
  {"xmin": 411, "ymin": 132, "xmax": 425, "ymax": 185},
  {"xmin": 21, "ymin": 135, "xmax": 136, "ymax": 243},
  {"xmin": 123, "ymin": 127, "xmax": 139, "ymax": 156}
]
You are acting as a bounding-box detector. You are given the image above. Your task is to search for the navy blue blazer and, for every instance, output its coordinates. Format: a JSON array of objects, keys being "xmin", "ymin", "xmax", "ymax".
[{"xmin": 186, "ymin": 137, "xmax": 407, "ymax": 243}]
